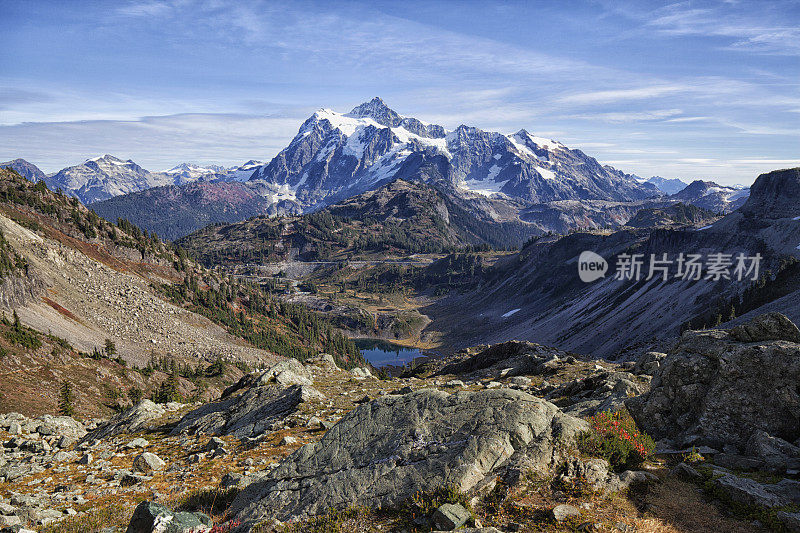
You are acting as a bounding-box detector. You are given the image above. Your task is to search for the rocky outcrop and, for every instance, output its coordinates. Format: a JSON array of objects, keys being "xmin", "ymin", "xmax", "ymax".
[
  {"xmin": 729, "ymin": 312, "xmax": 800, "ymax": 343},
  {"xmin": 739, "ymin": 167, "xmax": 800, "ymax": 219},
  {"xmin": 436, "ymin": 341, "xmax": 573, "ymax": 380},
  {"xmin": 172, "ymin": 384, "xmax": 322, "ymax": 439},
  {"xmin": 548, "ymin": 371, "xmax": 648, "ymax": 417},
  {"xmin": 229, "ymin": 388, "xmax": 587, "ymax": 524},
  {"xmin": 31, "ymin": 415, "xmax": 86, "ymax": 441},
  {"xmin": 714, "ymin": 473, "xmax": 800, "ymax": 509},
  {"xmin": 627, "ymin": 313, "xmax": 800, "ymax": 452},
  {"xmin": 83, "ymin": 400, "xmax": 166, "ymax": 442},
  {"xmin": 172, "ymin": 362, "xmax": 324, "ymax": 439},
  {"xmin": 0, "ymin": 413, "xmax": 86, "ymax": 442}
]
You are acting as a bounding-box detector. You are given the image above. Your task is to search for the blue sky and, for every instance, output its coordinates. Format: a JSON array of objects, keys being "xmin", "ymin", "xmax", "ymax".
[{"xmin": 1, "ymin": 0, "xmax": 798, "ymax": 184}]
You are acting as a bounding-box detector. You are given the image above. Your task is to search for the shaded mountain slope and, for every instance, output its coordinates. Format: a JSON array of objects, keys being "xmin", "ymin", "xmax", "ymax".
[
  {"xmin": 90, "ymin": 181, "xmax": 295, "ymax": 241},
  {"xmin": 424, "ymin": 168, "xmax": 800, "ymax": 359}
]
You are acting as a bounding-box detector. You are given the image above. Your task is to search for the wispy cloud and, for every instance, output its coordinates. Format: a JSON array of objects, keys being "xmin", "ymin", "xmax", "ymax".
[
  {"xmin": 664, "ymin": 116, "xmax": 710, "ymax": 123},
  {"xmin": 567, "ymin": 108, "xmax": 684, "ymax": 123},
  {"xmin": 0, "ymin": 113, "xmax": 302, "ymax": 173},
  {"xmin": 116, "ymin": 1, "xmax": 173, "ymax": 17},
  {"xmin": 555, "ymin": 85, "xmax": 688, "ymax": 105},
  {"xmin": 645, "ymin": 1, "xmax": 800, "ymax": 56}
]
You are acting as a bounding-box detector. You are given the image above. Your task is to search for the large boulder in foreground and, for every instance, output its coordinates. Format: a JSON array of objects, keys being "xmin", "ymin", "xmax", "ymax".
[
  {"xmin": 230, "ymin": 388, "xmax": 586, "ymax": 524},
  {"xmin": 126, "ymin": 500, "xmax": 211, "ymax": 533},
  {"xmin": 627, "ymin": 313, "xmax": 800, "ymax": 451}
]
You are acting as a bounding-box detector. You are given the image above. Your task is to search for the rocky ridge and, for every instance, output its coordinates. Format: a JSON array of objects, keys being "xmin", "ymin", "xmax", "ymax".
[{"xmin": 1, "ymin": 316, "xmax": 797, "ymax": 531}]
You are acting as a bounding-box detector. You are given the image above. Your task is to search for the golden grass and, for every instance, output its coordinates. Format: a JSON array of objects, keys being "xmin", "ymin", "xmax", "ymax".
[{"xmin": 40, "ymin": 504, "xmax": 130, "ymax": 533}]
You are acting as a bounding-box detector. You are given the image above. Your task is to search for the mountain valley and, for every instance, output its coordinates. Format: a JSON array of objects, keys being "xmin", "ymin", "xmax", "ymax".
[{"xmin": 0, "ymin": 107, "xmax": 797, "ymax": 533}]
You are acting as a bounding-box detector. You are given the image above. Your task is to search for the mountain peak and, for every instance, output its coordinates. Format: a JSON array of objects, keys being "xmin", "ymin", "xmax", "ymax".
[
  {"xmin": 87, "ymin": 154, "xmax": 124, "ymax": 164},
  {"xmin": 347, "ymin": 97, "xmax": 402, "ymax": 127},
  {"xmin": 0, "ymin": 158, "xmax": 46, "ymax": 182}
]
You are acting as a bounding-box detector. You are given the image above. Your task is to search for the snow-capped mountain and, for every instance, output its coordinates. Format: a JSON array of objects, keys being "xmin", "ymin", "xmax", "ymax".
[
  {"xmin": 646, "ymin": 176, "xmax": 688, "ymax": 195},
  {"xmin": 44, "ymin": 155, "xmax": 184, "ymax": 204},
  {"xmin": 164, "ymin": 163, "xmax": 228, "ymax": 183},
  {"xmin": 669, "ymin": 180, "xmax": 750, "ymax": 213},
  {"xmin": 164, "ymin": 161, "xmax": 268, "ymax": 183},
  {"xmin": 250, "ymin": 97, "xmax": 659, "ymax": 209},
  {"xmin": 45, "ymin": 155, "xmax": 251, "ymax": 204},
  {"xmin": 221, "ymin": 160, "xmax": 264, "ymax": 182},
  {"xmin": 0, "ymin": 159, "xmax": 46, "ymax": 182}
]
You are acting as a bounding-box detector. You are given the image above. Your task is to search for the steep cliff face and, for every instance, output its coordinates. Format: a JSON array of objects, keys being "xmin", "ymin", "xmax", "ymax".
[{"xmin": 739, "ymin": 168, "xmax": 800, "ymax": 220}]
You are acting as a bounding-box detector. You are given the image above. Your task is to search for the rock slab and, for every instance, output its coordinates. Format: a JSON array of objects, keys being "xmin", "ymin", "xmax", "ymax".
[{"xmin": 230, "ymin": 388, "xmax": 586, "ymax": 524}]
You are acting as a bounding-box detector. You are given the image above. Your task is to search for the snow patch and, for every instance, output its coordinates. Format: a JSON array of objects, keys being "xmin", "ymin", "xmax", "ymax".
[
  {"xmin": 486, "ymin": 164, "xmax": 502, "ymax": 180},
  {"xmin": 696, "ymin": 225, "xmax": 714, "ymax": 231},
  {"xmin": 511, "ymin": 131, "xmax": 564, "ymax": 152},
  {"xmin": 502, "ymin": 308, "xmax": 521, "ymax": 318},
  {"xmin": 507, "ymin": 136, "xmax": 538, "ymax": 160},
  {"xmin": 536, "ymin": 167, "xmax": 556, "ymax": 180},
  {"xmin": 461, "ymin": 177, "xmax": 509, "ymax": 197},
  {"xmin": 343, "ymin": 129, "xmax": 367, "ymax": 157}
]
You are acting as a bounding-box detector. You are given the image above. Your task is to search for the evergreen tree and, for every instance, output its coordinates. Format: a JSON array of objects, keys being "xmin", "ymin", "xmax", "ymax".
[
  {"xmin": 128, "ymin": 387, "xmax": 143, "ymax": 404},
  {"xmin": 58, "ymin": 381, "xmax": 75, "ymax": 416},
  {"xmin": 104, "ymin": 338, "xmax": 116, "ymax": 357}
]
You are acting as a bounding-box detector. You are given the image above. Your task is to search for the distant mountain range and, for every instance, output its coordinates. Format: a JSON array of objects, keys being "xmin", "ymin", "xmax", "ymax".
[
  {"xmin": 0, "ymin": 156, "xmax": 263, "ymax": 205},
  {"xmin": 645, "ymin": 176, "xmax": 688, "ymax": 195},
  {"xmin": 164, "ymin": 160, "xmax": 264, "ymax": 183},
  {"xmin": 1, "ymin": 97, "xmax": 753, "ymax": 240}
]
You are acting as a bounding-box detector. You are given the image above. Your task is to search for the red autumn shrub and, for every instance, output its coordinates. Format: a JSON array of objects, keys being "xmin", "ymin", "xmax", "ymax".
[{"xmin": 578, "ymin": 409, "xmax": 655, "ymax": 471}]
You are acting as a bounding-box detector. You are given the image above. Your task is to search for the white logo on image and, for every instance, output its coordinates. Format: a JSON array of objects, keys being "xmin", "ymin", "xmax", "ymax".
[{"xmin": 578, "ymin": 251, "xmax": 608, "ymax": 282}]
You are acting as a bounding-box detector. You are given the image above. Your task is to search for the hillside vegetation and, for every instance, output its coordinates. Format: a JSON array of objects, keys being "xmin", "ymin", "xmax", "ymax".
[
  {"xmin": 178, "ymin": 179, "xmax": 538, "ymax": 265},
  {"xmin": 0, "ymin": 168, "xmax": 364, "ymax": 391}
]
